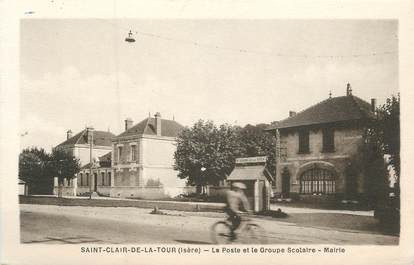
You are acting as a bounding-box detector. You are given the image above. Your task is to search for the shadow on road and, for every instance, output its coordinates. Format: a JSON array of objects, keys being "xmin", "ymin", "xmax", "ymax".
[
  {"xmin": 23, "ymin": 236, "xmax": 103, "ymax": 244},
  {"xmin": 175, "ymin": 239, "xmax": 211, "ymax": 244}
]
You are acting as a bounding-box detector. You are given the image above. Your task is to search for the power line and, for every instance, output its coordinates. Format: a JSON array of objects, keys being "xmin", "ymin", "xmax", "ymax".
[{"xmin": 107, "ymin": 21, "xmax": 397, "ymax": 59}]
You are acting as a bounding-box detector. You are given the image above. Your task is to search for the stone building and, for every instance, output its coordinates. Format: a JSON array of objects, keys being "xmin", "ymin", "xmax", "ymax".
[
  {"xmin": 266, "ymin": 84, "xmax": 376, "ymax": 203},
  {"xmin": 111, "ymin": 113, "xmax": 186, "ymax": 199}
]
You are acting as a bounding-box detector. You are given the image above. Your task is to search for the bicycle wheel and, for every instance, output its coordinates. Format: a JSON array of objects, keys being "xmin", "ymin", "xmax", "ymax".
[
  {"xmin": 211, "ymin": 221, "xmax": 232, "ymax": 244},
  {"xmin": 242, "ymin": 223, "xmax": 267, "ymax": 244}
]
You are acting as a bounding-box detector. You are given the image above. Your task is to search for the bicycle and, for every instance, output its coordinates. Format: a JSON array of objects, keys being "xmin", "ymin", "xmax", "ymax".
[{"xmin": 210, "ymin": 214, "xmax": 267, "ymax": 244}]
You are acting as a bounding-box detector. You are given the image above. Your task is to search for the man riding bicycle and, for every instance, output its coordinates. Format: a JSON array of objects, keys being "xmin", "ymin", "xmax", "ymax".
[{"xmin": 225, "ymin": 182, "xmax": 252, "ymax": 241}]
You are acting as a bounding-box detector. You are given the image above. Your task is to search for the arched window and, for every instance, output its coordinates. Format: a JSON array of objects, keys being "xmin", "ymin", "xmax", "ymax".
[{"xmin": 300, "ymin": 167, "xmax": 335, "ymax": 194}]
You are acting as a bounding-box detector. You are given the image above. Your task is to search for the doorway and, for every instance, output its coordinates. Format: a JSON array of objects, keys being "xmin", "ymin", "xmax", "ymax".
[
  {"xmin": 281, "ymin": 167, "xmax": 290, "ymax": 198},
  {"xmin": 94, "ymin": 173, "xmax": 98, "ymax": 192}
]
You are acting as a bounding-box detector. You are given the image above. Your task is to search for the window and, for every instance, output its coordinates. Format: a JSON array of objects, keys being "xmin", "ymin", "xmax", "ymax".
[
  {"xmin": 108, "ymin": 172, "xmax": 111, "ymax": 186},
  {"xmin": 131, "ymin": 144, "xmax": 137, "ymax": 161},
  {"xmin": 322, "ymin": 128, "xmax": 335, "ymax": 152},
  {"xmin": 101, "ymin": 172, "xmax": 105, "ymax": 186},
  {"xmin": 298, "ymin": 130, "xmax": 310, "ymax": 154},
  {"xmin": 85, "ymin": 173, "xmax": 89, "ymax": 186},
  {"xmin": 300, "ymin": 168, "xmax": 335, "ymax": 194},
  {"xmin": 117, "ymin": 146, "xmax": 123, "ymax": 162},
  {"xmin": 80, "ymin": 173, "xmax": 83, "ymax": 186}
]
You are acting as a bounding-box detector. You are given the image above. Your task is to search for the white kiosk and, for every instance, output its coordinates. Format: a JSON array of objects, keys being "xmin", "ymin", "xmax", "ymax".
[{"xmin": 227, "ymin": 156, "xmax": 273, "ymax": 212}]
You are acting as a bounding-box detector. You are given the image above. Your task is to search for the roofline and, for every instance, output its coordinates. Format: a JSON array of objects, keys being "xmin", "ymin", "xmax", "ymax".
[
  {"xmin": 265, "ymin": 95, "xmax": 374, "ymax": 131},
  {"xmin": 266, "ymin": 118, "xmax": 372, "ymax": 131}
]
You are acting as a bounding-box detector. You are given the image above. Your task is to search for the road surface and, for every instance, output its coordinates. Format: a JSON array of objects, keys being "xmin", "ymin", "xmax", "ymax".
[{"xmin": 20, "ymin": 204, "xmax": 398, "ymax": 245}]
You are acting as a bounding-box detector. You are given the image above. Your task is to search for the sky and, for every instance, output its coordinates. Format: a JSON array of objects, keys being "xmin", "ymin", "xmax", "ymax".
[{"xmin": 20, "ymin": 19, "xmax": 398, "ymax": 151}]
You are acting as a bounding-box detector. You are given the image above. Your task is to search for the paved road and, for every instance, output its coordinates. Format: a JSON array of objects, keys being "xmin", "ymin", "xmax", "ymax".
[{"xmin": 20, "ymin": 204, "xmax": 398, "ymax": 245}]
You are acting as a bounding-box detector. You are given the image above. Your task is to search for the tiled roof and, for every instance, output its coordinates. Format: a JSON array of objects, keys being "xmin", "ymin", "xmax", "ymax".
[
  {"xmin": 80, "ymin": 151, "xmax": 112, "ymax": 169},
  {"xmin": 266, "ymin": 95, "xmax": 375, "ymax": 130},
  {"xmin": 99, "ymin": 151, "xmax": 112, "ymax": 163},
  {"xmin": 116, "ymin": 117, "xmax": 184, "ymax": 138},
  {"xmin": 57, "ymin": 130, "xmax": 115, "ymax": 147}
]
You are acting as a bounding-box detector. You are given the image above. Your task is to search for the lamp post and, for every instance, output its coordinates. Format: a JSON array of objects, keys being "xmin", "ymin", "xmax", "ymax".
[{"xmin": 87, "ymin": 127, "xmax": 94, "ymax": 199}]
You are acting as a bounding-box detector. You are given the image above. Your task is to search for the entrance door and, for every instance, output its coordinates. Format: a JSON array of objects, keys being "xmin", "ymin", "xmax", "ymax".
[
  {"xmin": 258, "ymin": 181, "xmax": 265, "ymax": 211},
  {"xmin": 281, "ymin": 168, "xmax": 290, "ymax": 198}
]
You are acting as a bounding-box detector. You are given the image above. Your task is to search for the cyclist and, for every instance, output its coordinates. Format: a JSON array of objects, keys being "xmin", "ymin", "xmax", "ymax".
[{"xmin": 225, "ymin": 182, "xmax": 252, "ymax": 241}]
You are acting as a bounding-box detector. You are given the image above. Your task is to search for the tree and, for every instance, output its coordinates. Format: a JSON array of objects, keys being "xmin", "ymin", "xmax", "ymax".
[
  {"xmin": 49, "ymin": 149, "xmax": 80, "ymax": 197},
  {"xmin": 174, "ymin": 120, "xmax": 240, "ymax": 194},
  {"xmin": 347, "ymin": 95, "xmax": 400, "ymax": 207},
  {"xmin": 366, "ymin": 95, "xmax": 400, "ymax": 195},
  {"xmin": 363, "ymin": 95, "xmax": 400, "ymax": 232},
  {"xmin": 19, "ymin": 147, "xmax": 53, "ymax": 194},
  {"xmin": 347, "ymin": 142, "xmax": 388, "ymax": 207},
  {"xmin": 236, "ymin": 124, "xmax": 276, "ymax": 176}
]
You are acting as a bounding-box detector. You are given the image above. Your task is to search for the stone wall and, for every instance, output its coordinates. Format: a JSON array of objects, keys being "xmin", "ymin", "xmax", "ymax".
[
  {"xmin": 53, "ymin": 186, "xmax": 76, "ymax": 196},
  {"xmin": 110, "ymin": 186, "xmax": 169, "ymax": 199}
]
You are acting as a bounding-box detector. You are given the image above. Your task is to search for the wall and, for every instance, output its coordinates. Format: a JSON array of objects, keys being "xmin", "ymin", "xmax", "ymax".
[
  {"xmin": 110, "ymin": 186, "xmax": 169, "ymax": 199},
  {"xmin": 282, "ymin": 127, "xmax": 364, "ymax": 159},
  {"xmin": 114, "ymin": 168, "xmax": 142, "ymax": 186},
  {"xmin": 53, "ymin": 186, "xmax": 76, "ymax": 196},
  {"xmin": 73, "ymin": 145, "xmax": 112, "ymax": 166},
  {"xmin": 276, "ymin": 126, "xmax": 366, "ymax": 198},
  {"xmin": 113, "ymin": 138, "xmax": 140, "ymax": 165},
  {"xmin": 141, "ymin": 137, "xmax": 176, "ymax": 166}
]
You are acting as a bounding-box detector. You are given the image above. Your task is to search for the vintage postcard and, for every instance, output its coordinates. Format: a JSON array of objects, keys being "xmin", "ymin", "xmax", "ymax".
[{"xmin": 1, "ymin": 1, "xmax": 413, "ymax": 265}]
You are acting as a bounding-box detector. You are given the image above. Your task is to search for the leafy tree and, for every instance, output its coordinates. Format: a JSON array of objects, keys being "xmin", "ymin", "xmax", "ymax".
[
  {"xmin": 373, "ymin": 95, "xmax": 400, "ymax": 188},
  {"xmin": 19, "ymin": 147, "xmax": 53, "ymax": 194},
  {"xmin": 347, "ymin": 142, "xmax": 388, "ymax": 207},
  {"xmin": 174, "ymin": 120, "xmax": 240, "ymax": 194},
  {"xmin": 50, "ymin": 149, "xmax": 80, "ymax": 197},
  {"xmin": 174, "ymin": 121, "xmax": 276, "ymax": 194},
  {"xmin": 236, "ymin": 124, "xmax": 276, "ymax": 176},
  {"xmin": 347, "ymin": 95, "xmax": 400, "ymax": 206}
]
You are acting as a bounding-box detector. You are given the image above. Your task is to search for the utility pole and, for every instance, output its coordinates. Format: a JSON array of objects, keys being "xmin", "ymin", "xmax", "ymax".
[{"xmin": 87, "ymin": 127, "xmax": 94, "ymax": 199}]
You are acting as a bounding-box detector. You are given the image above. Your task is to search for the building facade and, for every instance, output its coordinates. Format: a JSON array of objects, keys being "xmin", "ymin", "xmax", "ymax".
[
  {"xmin": 111, "ymin": 113, "xmax": 186, "ymax": 199},
  {"xmin": 55, "ymin": 129, "xmax": 114, "ymax": 166},
  {"xmin": 77, "ymin": 152, "xmax": 113, "ymax": 196},
  {"xmin": 53, "ymin": 128, "xmax": 114, "ymax": 196},
  {"xmin": 266, "ymin": 84, "xmax": 376, "ymax": 203}
]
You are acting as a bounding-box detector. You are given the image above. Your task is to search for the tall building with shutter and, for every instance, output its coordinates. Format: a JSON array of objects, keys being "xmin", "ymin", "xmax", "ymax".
[
  {"xmin": 111, "ymin": 112, "xmax": 186, "ymax": 199},
  {"xmin": 266, "ymin": 84, "xmax": 376, "ymax": 203}
]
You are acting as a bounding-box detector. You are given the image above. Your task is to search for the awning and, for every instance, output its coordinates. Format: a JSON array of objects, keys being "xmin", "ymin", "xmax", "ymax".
[{"xmin": 227, "ymin": 165, "xmax": 273, "ymax": 182}]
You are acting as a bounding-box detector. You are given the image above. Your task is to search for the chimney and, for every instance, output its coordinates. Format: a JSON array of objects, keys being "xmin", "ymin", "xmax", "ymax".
[
  {"xmin": 155, "ymin": 112, "xmax": 162, "ymax": 136},
  {"xmin": 346, "ymin": 83, "xmax": 352, "ymax": 96},
  {"xmin": 66, "ymin": 129, "xmax": 73, "ymax": 140},
  {"xmin": 371, "ymin": 98, "xmax": 377, "ymax": 112},
  {"xmin": 289, "ymin": 111, "xmax": 297, "ymax": 117},
  {"xmin": 125, "ymin": 118, "xmax": 133, "ymax": 131}
]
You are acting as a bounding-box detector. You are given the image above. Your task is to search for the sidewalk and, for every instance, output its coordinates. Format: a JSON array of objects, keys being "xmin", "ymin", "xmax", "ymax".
[
  {"xmin": 270, "ymin": 204, "xmax": 374, "ymax": 216},
  {"xmin": 20, "ymin": 195, "xmax": 225, "ymax": 213},
  {"xmin": 23, "ymin": 195, "xmax": 373, "ymax": 216}
]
